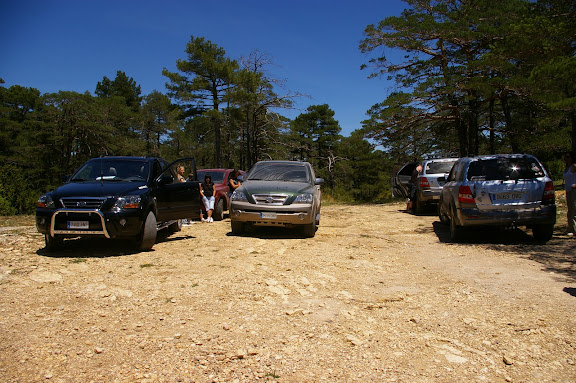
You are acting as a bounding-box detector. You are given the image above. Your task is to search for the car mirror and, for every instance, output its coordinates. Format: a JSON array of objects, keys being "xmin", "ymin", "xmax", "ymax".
[
  {"xmin": 237, "ymin": 175, "xmax": 244, "ymax": 182},
  {"xmin": 438, "ymin": 176, "xmax": 445, "ymax": 183},
  {"xmin": 315, "ymin": 178, "xmax": 325, "ymax": 185}
]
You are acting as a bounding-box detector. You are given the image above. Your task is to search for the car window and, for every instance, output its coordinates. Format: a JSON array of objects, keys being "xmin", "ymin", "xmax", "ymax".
[
  {"xmin": 425, "ymin": 160, "xmax": 456, "ymax": 174},
  {"xmin": 248, "ymin": 163, "xmax": 311, "ymax": 182},
  {"xmin": 197, "ymin": 170, "xmax": 225, "ymax": 183},
  {"xmin": 467, "ymin": 157, "xmax": 545, "ymax": 181},
  {"xmin": 71, "ymin": 159, "xmax": 149, "ymax": 182}
]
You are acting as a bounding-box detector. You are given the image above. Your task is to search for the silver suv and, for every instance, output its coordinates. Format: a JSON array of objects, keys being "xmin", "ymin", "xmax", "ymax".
[
  {"xmin": 392, "ymin": 157, "xmax": 457, "ymax": 213},
  {"xmin": 438, "ymin": 154, "xmax": 556, "ymax": 242}
]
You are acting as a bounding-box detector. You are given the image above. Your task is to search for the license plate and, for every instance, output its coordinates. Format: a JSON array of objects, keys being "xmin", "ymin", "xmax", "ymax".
[
  {"xmin": 260, "ymin": 212, "xmax": 277, "ymax": 219},
  {"xmin": 67, "ymin": 221, "xmax": 89, "ymax": 229},
  {"xmin": 491, "ymin": 192, "xmax": 523, "ymax": 202}
]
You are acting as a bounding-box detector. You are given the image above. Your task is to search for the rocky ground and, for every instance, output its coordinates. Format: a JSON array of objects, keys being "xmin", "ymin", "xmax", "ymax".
[{"xmin": 0, "ymin": 202, "xmax": 575, "ymax": 382}]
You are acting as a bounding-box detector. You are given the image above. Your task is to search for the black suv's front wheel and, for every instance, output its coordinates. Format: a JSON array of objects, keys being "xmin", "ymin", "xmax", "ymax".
[
  {"xmin": 44, "ymin": 234, "xmax": 63, "ymax": 251},
  {"xmin": 138, "ymin": 211, "xmax": 157, "ymax": 251}
]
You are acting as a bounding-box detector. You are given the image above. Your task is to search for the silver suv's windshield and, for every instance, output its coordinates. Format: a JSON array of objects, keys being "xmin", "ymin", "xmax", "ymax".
[
  {"xmin": 467, "ymin": 157, "xmax": 545, "ymax": 181},
  {"xmin": 70, "ymin": 159, "xmax": 150, "ymax": 182},
  {"xmin": 247, "ymin": 163, "xmax": 310, "ymax": 183}
]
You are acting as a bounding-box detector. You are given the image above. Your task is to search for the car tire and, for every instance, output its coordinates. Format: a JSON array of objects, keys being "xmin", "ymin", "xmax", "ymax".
[
  {"xmin": 231, "ymin": 221, "xmax": 244, "ymax": 235},
  {"xmin": 44, "ymin": 234, "xmax": 63, "ymax": 251},
  {"xmin": 302, "ymin": 219, "xmax": 317, "ymax": 238},
  {"xmin": 213, "ymin": 199, "xmax": 224, "ymax": 221},
  {"xmin": 138, "ymin": 211, "xmax": 157, "ymax": 251},
  {"xmin": 532, "ymin": 224, "xmax": 554, "ymax": 242},
  {"xmin": 168, "ymin": 219, "xmax": 182, "ymax": 232},
  {"xmin": 414, "ymin": 195, "xmax": 424, "ymax": 215},
  {"xmin": 449, "ymin": 207, "xmax": 463, "ymax": 242},
  {"xmin": 438, "ymin": 201, "xmax": 449, "ymax": 225}
]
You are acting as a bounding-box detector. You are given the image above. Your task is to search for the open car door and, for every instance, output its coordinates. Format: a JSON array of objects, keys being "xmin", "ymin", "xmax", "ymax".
[
  {"xmin": 391, "ymin": 162, "xmax": 418, "ymax": 198},
  {"xmin": 153, "ymin": 158, "xmax": 201, "ymax": 222}
]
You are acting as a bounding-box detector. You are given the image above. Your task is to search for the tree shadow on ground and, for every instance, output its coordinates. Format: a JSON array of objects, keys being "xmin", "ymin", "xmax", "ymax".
[
  {"xmin": 36, "ymin": 231, "xmax": 195, "ymax": 258},
  {"xmin": 433, "ymin": 221, "xmax": 576, "ymax": 282}
]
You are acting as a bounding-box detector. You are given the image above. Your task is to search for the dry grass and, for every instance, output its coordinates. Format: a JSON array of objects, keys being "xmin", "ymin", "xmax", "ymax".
[{"xmin": 0, "ymin": 215, "xmax": 35, "ymax": 228}]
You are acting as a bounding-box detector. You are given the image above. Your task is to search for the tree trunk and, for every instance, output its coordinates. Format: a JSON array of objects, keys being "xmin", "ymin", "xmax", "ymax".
[{"xmin": 489, "ymin": 98, "xmax": 495, "ymax": 154}]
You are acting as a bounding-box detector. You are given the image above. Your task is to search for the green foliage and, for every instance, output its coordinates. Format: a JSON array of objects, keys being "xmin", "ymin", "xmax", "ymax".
[{"xmin": 360, "ymin": 0, "xmax": 576, "ymax": 158}]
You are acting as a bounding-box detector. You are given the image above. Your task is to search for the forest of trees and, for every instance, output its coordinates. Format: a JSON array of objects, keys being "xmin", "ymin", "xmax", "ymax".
[{"xmin": 1, "ymin": 0, "xmax": 574, "ymax": 215}]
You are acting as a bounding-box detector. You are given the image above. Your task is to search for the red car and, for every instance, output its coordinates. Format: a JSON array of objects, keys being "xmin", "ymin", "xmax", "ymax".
[{"xmin": 197, "ymin": 168, "xmax": 246, "ymax": 221}]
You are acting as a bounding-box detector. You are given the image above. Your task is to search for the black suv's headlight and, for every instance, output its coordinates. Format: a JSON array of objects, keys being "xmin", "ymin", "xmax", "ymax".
[
  {"xmin": 112, "ymin": 195, "xmax": 141, "ymax": 212},
  {"xmin": 37, "ymin": 194, "xmax": 55, "ymax": 209}
]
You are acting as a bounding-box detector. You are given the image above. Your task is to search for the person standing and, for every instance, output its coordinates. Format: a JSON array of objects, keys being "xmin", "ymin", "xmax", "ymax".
[
  {"xmin": 563, "ymin": 152, "xmax": 576, "ymax": 236},
  {"xmin": 407, "ymin": 162, "xmax": 422, "ymax": 212},
  {"xmin": 200, "ymin": 174, "xmax": 216, "ymax": 223},
  {"xmin": 228, "ymin": 169, "xmax": 242, "ymax": 198},
  {"xmin": 176, "ymin": 165, "xmax": 186, "ymax": 182}
]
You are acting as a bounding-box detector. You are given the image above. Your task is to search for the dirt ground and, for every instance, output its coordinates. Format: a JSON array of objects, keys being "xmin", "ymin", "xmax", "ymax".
[{"xmin": 1, "ymin": 201, "xmax": 575, "ymax": 383}]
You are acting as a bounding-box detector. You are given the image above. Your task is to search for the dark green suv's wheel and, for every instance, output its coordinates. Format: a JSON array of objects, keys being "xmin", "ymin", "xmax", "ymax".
[
  {"xmin": 44, "ymin": 234, "xmax": 63, "ymax": 251},
  {"xmin": 231, "ymin": 221, "xmax": 245, "ymax": 235},
  {"xmin": 138, "ymin": 211, "xmax": 157, "ymax": 251},
  {"xmin": 302, "ymin": 219, "xmax": 317, "ymax": 238}
]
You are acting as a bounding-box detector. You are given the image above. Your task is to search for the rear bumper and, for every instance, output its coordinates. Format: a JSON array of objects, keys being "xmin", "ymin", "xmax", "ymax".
[
  {"xmin": 418, "ymin": 189, "xmax": 441, "ymax": 202},
  {"xmin": 457, "ymin": 205, "xmax": 556, "ymax": 227}
]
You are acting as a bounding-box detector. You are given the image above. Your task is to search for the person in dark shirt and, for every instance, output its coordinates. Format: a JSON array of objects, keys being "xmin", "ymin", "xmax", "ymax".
[
  {"xmin": 407, "ymin": 163, "xmax": 422, "ymax": 212},
  {"xmin": 200, "ymin": 174, "xmax": 216, "ymax": 223},
  {"xmin": 228, "ymin": 169, "xmax": 242, "ymax": 198}
]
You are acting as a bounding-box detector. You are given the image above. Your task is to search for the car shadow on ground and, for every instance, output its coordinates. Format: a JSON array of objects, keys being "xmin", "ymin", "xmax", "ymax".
[
  {"xmin": 37, "ymin": 232, "xmax": 196, "ymax": 258},
  {"xmin": 432, "ymin": 221, "xmax": 576, "ymax": 282},
  {"xmin": 226, "ymin": 226, "xmax": 310, "ymax": 240}
]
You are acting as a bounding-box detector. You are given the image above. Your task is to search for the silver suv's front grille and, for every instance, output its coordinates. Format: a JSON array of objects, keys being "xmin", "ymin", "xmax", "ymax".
[
  {"xmin": 252, "ymin": 194, "xmax": 288, "ymax": 205},
  {"xmin": 60, "ymin": 197, "xmax": 106, "ymax": 209}
]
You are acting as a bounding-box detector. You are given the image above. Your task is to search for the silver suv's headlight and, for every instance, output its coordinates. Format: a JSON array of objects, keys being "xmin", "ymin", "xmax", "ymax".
[
  {"xmin": 294, "ymin": 193, "xmax": 313, "ymax": 204},
  {"xmin": 231, "ymin": 191, "xmax": 248, "ymax": 202},
  {"xmin": 112, "ymin": 195, "xmax": 141, "ymax": 211},
  {"xmin": 37, "ymin": 194, "xmax": 55, "ymax": 209}
]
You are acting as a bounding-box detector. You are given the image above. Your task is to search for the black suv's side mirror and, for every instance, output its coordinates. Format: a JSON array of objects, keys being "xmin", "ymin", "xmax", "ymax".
[{"xmin": 438, "ymin": 176, "xmax": 446, "ymax": 183}]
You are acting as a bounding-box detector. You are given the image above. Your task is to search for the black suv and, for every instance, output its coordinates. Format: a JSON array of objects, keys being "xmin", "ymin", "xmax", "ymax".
[{"xmin": 36, "ymin": 156, "xmax": 201, "ymax": 251}]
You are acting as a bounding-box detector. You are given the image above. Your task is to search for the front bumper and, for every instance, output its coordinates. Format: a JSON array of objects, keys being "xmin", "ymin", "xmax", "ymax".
[
  {"xmin": 36, "ymin": 208, "xmax": 143, "ymax": 239},
  {"xmin": 230, "ymin": 201, "xmax": 316, "ymax": 227},
  {"xmin": 457, "ymin": 205, "xmax": 556, "ymax": 227}
]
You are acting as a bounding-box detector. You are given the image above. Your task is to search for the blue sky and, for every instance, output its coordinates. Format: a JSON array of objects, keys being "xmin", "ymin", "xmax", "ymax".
[{"xmin": 1, "ymin": 0, "xmax": 407, "ymax": 136}]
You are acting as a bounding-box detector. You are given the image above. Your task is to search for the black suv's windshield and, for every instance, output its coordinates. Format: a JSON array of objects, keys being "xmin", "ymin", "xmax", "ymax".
[
  {"xmin": 248, "ymin": 163, "xmax": 310, "ymax": 182},
  {"xmin": 70, "ymin": 159, "xmax": 150, "ymax": 182},
  {"xmin": 467, "ymin": 157, "xmax": 545, "ymax": 181}
]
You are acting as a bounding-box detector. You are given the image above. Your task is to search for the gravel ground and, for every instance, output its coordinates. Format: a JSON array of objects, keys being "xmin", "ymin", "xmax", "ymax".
[{"xmin": 1, "ymin": 202, "xmax": 575, "ymax": 382}]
